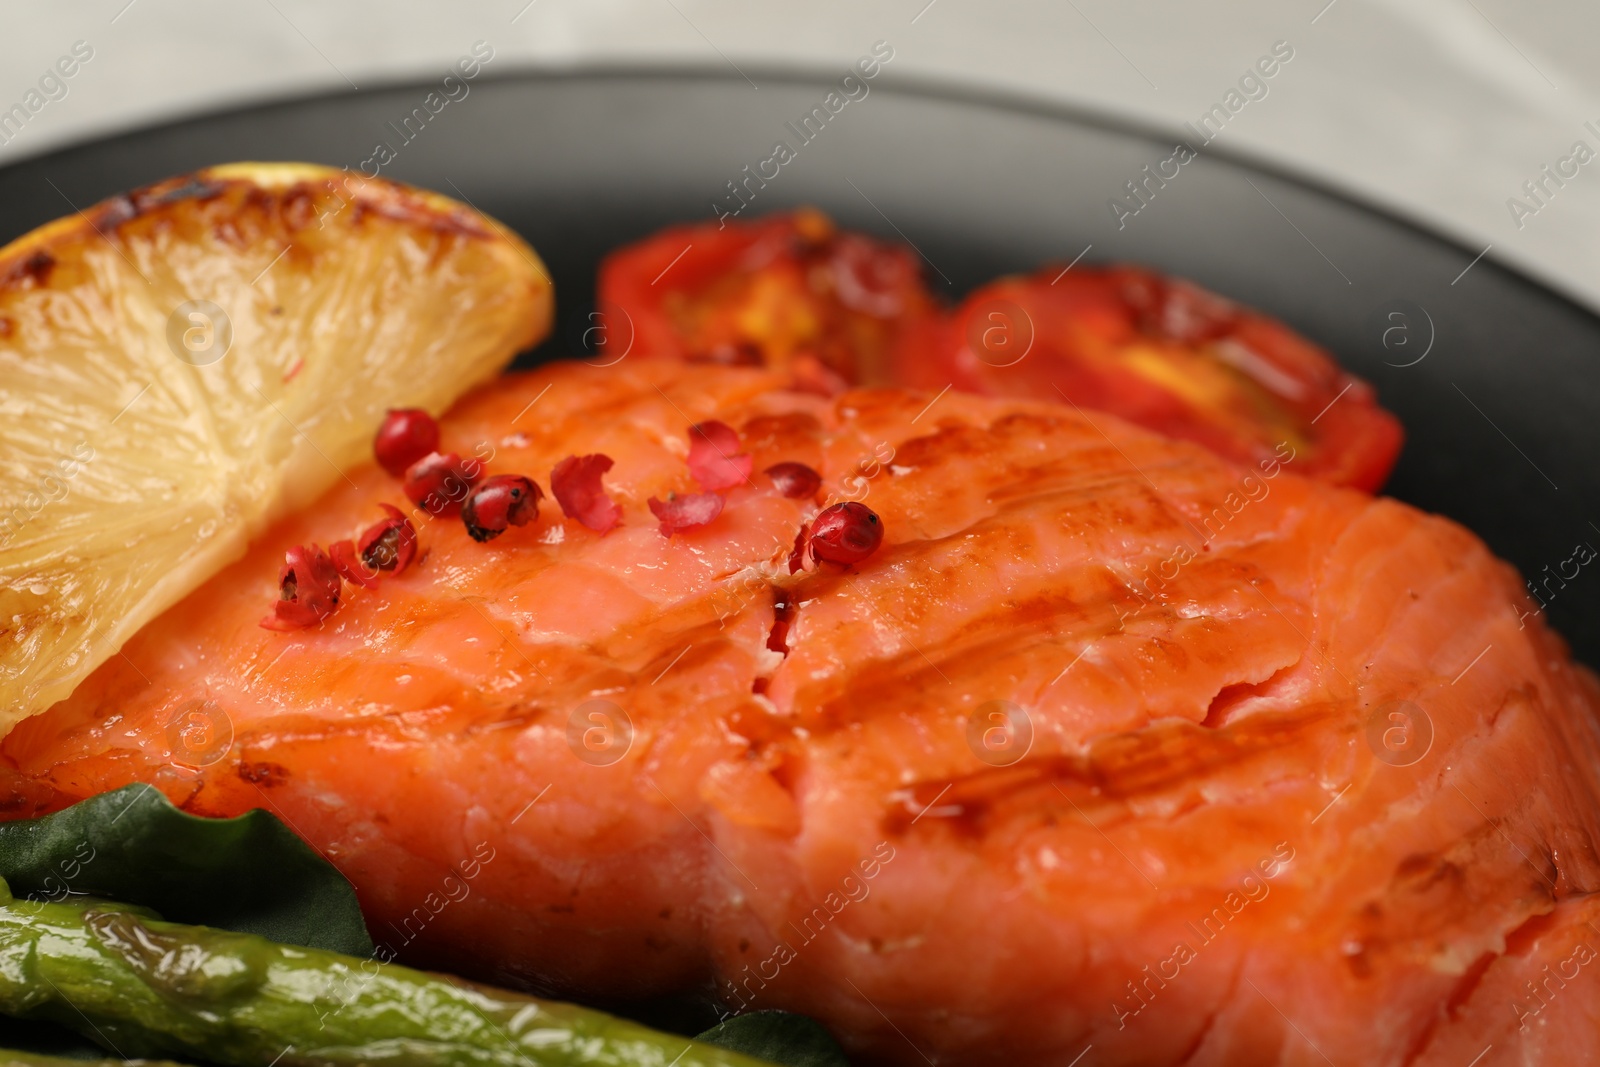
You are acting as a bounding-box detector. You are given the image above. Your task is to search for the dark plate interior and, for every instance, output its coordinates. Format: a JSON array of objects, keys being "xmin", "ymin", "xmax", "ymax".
[{"xmin": 2, "ymin": 68, "xmax": 1595, "ymax": 662}]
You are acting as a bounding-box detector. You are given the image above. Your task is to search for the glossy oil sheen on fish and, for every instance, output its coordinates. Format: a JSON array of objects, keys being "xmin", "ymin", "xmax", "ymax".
[{"xmin": 3, "ymin": 361, "xmax": 1598, "ymax": 1066}]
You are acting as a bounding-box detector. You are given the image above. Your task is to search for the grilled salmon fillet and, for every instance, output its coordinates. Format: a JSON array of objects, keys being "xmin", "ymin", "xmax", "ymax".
[{"xmin": 3, "ymin": 361, "xmax": 1597, "ymax": 1066}]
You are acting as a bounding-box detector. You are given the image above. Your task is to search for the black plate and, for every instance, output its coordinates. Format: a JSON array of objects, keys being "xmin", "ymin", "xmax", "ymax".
[{"xmin": 4, "ymin": 68, "xmax": 1596, "ymax": 661}]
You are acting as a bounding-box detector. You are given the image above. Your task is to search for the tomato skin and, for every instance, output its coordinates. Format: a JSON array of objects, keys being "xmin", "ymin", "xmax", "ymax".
[
  {"xmin": 895, "ymin": 265, "xmax": 1403, "ymax": 492},
  {"xmin": 596, "ymin": 209, "xmax": 939, "ymax": 390},
  {"xmin": 602, "ymin": 213, "xmax": 1403, "ymax": 492}
]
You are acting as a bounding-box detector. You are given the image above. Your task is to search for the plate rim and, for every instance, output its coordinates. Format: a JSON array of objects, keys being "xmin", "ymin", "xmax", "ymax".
[{"xmin": 3, "ymin": 60, "xmax": 1596, "ymax": 328}]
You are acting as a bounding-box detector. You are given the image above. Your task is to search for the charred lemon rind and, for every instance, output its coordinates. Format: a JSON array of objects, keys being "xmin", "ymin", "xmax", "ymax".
[{"xmin": 0, "ymin": 163, "xmax": 554, "ymax": 734}]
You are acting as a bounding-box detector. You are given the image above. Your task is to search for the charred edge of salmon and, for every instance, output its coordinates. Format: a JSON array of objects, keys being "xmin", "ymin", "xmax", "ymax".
[
  {"xmin": 0, "ymin": 165, "xmax": 502, "ymax": 295},
  {"xmin": 1342, "ymin": 835, "xmax": 1570, "ymax": 993},
  {"xmin": 884, "ymin": 706, "xmax": 1344, "ymax": 837}
]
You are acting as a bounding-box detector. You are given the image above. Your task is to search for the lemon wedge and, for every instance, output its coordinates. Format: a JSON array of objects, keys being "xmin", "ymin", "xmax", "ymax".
[{"xmin": 0, "ymin": 163, "xmax": 552, "ymax": 732}]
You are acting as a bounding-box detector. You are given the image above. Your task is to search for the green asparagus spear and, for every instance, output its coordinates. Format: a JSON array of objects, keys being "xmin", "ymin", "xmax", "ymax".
[{"xmin": 0, "ymin": 878, "xmax": 774, "ymax": 1067}]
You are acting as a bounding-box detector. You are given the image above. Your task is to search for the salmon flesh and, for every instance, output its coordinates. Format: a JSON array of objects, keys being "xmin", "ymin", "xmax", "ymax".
[{"xmin": 4, "ymin": 361, "xmax": 1598, "ymax": 1066}]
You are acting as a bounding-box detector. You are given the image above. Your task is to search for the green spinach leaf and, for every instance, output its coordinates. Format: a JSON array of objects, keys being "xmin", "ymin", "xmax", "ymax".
[
  {"xmin": 697, "ymin": 1011, "xmax": 849, "ymax": 1067},
  {"xmin": 0, "ymin": 784, "xmax": 371, "ymax": 956}
]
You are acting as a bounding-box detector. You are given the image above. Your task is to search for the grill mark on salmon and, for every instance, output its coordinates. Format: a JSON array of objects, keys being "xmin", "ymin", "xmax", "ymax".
[{"xmin": 884, "ymin": 707, "xmax": 1346, "ymax": 837}]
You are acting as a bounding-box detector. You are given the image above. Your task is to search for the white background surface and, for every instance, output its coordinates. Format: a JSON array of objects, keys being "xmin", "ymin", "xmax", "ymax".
[{"xmin": 3, "ymin": 0, "xmax": 1597, "ymax": 310}]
